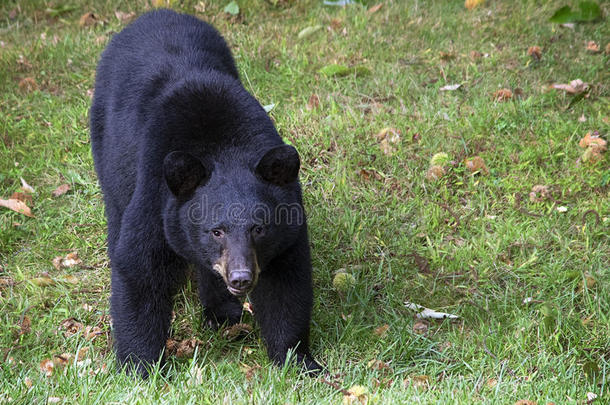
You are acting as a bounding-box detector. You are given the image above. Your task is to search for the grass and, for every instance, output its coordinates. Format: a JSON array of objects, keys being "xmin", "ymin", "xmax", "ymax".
[{"xmin": 0, "ymin": 0, "xmax": 608, "ymax": 403}]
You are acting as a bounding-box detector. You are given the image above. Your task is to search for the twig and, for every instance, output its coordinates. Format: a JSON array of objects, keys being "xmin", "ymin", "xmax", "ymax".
[{"xmin": 320, "ymin": 377, "xmax": 351, "ymax": 396}]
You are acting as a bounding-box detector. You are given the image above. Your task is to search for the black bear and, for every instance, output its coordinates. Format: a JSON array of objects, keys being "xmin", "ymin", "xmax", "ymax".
[{"xmin": 90, "ymin": 9, "xmax": 320, "ymax": 376}]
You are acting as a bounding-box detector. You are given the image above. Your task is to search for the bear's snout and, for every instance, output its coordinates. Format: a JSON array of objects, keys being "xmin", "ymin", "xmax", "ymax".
[{"xmin": 227, "ymin": 269, "xmax": 253, "ymax": 296}]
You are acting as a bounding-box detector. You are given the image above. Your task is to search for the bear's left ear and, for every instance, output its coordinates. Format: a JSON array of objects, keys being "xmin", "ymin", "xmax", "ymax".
[
  {"xmin": 255, "ymin": 145, "xmax": 300, "ymax": 186},
  {"xmin": 163, "ymin": 151, "xmax": 209, "ymax": 198}
]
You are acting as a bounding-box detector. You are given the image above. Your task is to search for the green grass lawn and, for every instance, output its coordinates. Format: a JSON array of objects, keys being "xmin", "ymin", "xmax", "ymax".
[{"xmin": 1, "ymin": 0, "xmax": 608, "ymax": 403}]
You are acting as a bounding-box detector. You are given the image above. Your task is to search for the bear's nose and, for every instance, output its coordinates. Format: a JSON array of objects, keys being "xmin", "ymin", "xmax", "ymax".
[{"xmin": 229, "ymin": 270, "xmax": 253, "ymax": 291}]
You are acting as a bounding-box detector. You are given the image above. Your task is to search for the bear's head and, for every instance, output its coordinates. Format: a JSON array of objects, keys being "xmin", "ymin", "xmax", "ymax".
[{"xmin": 162, "ymin": 144, "xmax": 303, "ymax": 297}]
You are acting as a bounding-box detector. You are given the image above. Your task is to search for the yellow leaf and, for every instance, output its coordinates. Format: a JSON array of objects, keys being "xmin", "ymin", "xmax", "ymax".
[{"xmin": 465, "ymin": 0, "xmax": 485, "ymax": 10}]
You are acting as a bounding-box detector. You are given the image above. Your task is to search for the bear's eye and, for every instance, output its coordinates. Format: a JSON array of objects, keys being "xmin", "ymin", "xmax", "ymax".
[
  {"xmin": 211, "ymin": 229, "xmax": 224, "ymax": 238},
  {"xmin": 253, "ymin": 225, "xmax": 264, "ymax": 236}
]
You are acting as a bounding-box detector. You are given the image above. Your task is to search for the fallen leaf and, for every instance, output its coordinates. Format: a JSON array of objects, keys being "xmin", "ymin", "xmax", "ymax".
[
  {"xmin": 224, "ymin": 1, "xmax": 239, "ymax": 16},
  {"xmin": 77, "ymin": 347, "xmax": 89, "ymax": 361},
  {"xmin": 375, "ymin": 127, "xmax": 401, "ymax": 156},
  {"xmin": 114, "ymin": 11, "xmax": 136, "ymax": 23},
  {"xmin": 585, "ymin": 41, "xmax": 600, "ymax": 53},
  {"xmin": 52, "ymin": 252, "xmax": 83, "ymax": 270},
  {"xmin": 243, "ymin": 301, "xmax": 254, "ymax": 315},
  {"xmin": 194, "ymin": 2, "xmax": 207, "ymax": 14},
  {"xmin": 48, "ymin": 397, "xmax": 61, "ymax": 404},
  {"xmin": 606, "ymin": 43, "xmax": 610, "ymax": 54},
  {"xmin": 24, "ymin": 377, "xmax": 32, "ymax": 389},
  {"xmin": 358, "ymin": 168, "xmax": 382, "ymax": 181},
  {"xmin": 222, "ymin": 323, "xmax": 252, "ymax": 340},
  {"xmin": 426, "ymin": 165, "xmax": 445, "ymax": 181},
  {"xmin": 53, "ymin": 353, "xmax": 73, "ymax": 368},
  {"xmin": 373, "ymin": 324, "xmax": 389, "ymax": 337},
  {"xmin": 465, "ymin": 0, "xmax": 485, "ymax": 10},
  {"xmin": 412, "ymin": 320, "xmax": 428, "ymax": 334},
  {"xmin": 406, "ymin": 374, "xmax": 430, "ymax": 390},
  {"xmin": 529, "ymin": 185, "xmax": 550, "ymax": 202},
  {"xmin": 406, "ymin": 302, "xmax": 459, "ymax": 319},
  {"xmin": 439, "ymin": 51, "xmax": 455, "ymax": 61},
  {"xmin": 10, "ymin": 192, "xmax": 32, "ymax": 204},
  {"xmin": 0, "ymin": 199, "xmax": 34, "ymax": 217},
  {"xmin": 20, "ymin": 178, "xmax": 35, "ymax": 193},
  {"xmin": 493, "ymin": 88, "xmax": 513, "ymax": 101},
  {"xmin": 240, "ymin": 363, "xmax": 261, "ymax": 381},
  {"xmin": 307, "ymin": 94, "xmax": 320, "ymax": 110},
  {"xmin": 367, "ymin": 359, "xmax": 392, "ymax": 372},
  {"xmin": 61, "ymin": 318, "xmax": 84, "ymax": 337},
  {"xmin": 40, "ymin": 358, "xmax": 54, "ymax": 377},
  {"xmin": 20, "ymin": 315, "xmax": 31, "ymax": 335},
  {"xmin": 551, "ymin": 79, "xmax": 589, "ymax": 94},
  {"xmin": 79, "ymin": 12, "xmax": 99, "ymax": 27},
  {"xmin": 464, "ymin": 156, "xmax": 489, "ymax": 175},
  {"xmin": 439, "ymin": 84, "xmax": 461, "ymax": 91},
  {"xmin": 187, "ymin": 366, "xmax": 204, "ymax": 386},
  {"xmin": 485, "ymin": 378, "xmax": 498, "ymax": 389},
  {"xmin": 343, "ymin": 385, "xmax": 368, "ymax": 405},
  {"xmin": 30, "ymin": 276, "xmax": 55, "ymax": 287},
  {"xmin": 83, "ymin": 325, "xmax": 103, "ymax": 340},
  {"xmin": 298, "ymin": 25, "xmax": 322, "ymax": 39},
  {"xmin": 527, "ymin": 46, "xmax": 542, "ymax": 60},
  {"xmin": 166, "ymin": 338, "xmax": 202, "ymax": 358},
  {"xmin": 470, "ymin": 50, "xmax": 483, "ymax": 60},
  {"xmin": 514, "ymin": 401, "xmax": 537, "ymax": 405},
  {"xmin": 586, "ymin": 392, "xmax": 598, "ymax": 403},
  {"xmin": 367, "ymin": 4, "xmax": 383, "ymax": 14},
  {"xmin": 63, "ymin": 275, "xmax": 80, "ymax": 284},
  {"xmin": 18, "ymin": 77, "xmax": 38, "ymax": 92},
  {"xmin": 578, "ymin": 132, "xmax": 607, "ymax": 152}
]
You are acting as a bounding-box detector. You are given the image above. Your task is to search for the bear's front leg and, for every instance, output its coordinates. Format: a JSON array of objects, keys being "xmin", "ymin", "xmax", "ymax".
[
  {"xmin": 110, "ymin": 264, "xmax": 178, "ymax": 377},
  {"xmin": 198, "ymin": 268, "xmax": 243, "ymax": 330},
  {"xmin": 250, "ymin": 242, "xmax": 321, "ymax": 374}
]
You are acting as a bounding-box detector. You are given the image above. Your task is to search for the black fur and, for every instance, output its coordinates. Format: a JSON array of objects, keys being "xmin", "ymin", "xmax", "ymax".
[{"xmin": 90, "ymin": 9, "xmax": 320, "ymax": 376}]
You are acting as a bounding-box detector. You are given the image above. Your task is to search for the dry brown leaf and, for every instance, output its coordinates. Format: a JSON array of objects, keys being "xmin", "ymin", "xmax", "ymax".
[
  {"xmin": 52, "ymin": 252, "xmax": 83, "ymax": 270},
  {"xmin": 585, "ymin": 41, "xmax": 600, "ymax": 53},
  {"xmin": 20, "ymin": 315, "xmax": 31, "ymax": 335},
  {"xmin": 61, "ymin": 318, "xmax": 84, "ymax": 337},
  {"xmin": 53, "ymin": 353, "xmax": 73, "ymax": 368},
  {"xmin": 77, "ymin": 347, "xmax": 89, "ymax": 361},
  {"xmin": 51, "ymin": 183, "xmax": 70, "ymax": 197},
  {"xmin": 404, "ymin": 374, "xmax": 430, "ymax": 390},
  {"xmin": 30, "ymin": 276, "xmax": 55, "ymax": 287},
  {"xmin": 166, "ymin": 337, "xmax": 203, "ymax": 358},
  {"xmin": 439, "ymin": 51, "xmax": 455, "ymax": 61},
  {"xmin": 375, "ymin": 127, "xmax": 401, "ymax": 156},
  {"xmin": 464, "ymin": 156, "xmax": 489, "ymax": 175},
  {"xmin": 18, "ymin": 77, "xmax": 38, "ymax": 92},
  {"xmin": 115, "ymin": 11, "xmax": 136, "ymax": 23},
  {"xmin": 0, "ymin": 199, "xmax": 34, "ymax": 217},
  {"xmin": 465, "ymin": 0, "xmax": 485, "ymax": 10},
  {"xmin": 470, "ymin": 50, "xmax": 483, "ymax": 60},
  {"xmin": 83, "ymin": 325, "xmax": 103, "ymax": 340},
  {"xmin": 493, "ymin": 88, "xmax": 513, "ymax": 101},
  {"xmin": 24, "ymin": 377, "xmax": 32, "ymax": 389},
  {"xmin": 222, "ymin": 323, "xmax": 252, "ymax": 340},
  {"xmin": 373, "ymin": 324, "xmax": 389, "ymax": 337},
  {"xmin": 514, "ymin": 401, "xmax": 537, "ymax": 405},
  {"xmin": 529, "ymin": 185, "xmax": 549, "ymax": 202},
  {"xmin": 367, "ymin": 359, "xmax": 392, "ymax": 372},
  {"xmin": 40, "ymin": 358, "xmax": 54, "ymax": 377},
  {"xmin": 79, "ymin": 12, "xmax": 99, "ymax": 27},
  {"xmin": 330, "ymin": 18, "xmax": 343, "ymax": 31},
  {"xmin": 358, "ymin": 169, "xmax": 382, "ymax": 182},
  {"xmin": 578, "ymin": 132, "xmax": 607, "ymax": 153},
  {"xmin": 343, "ymin": 385, "xmax": 368, "ymax": 405},
  {"xmin": 240, "ymin": 363, "xmax": 261, "ymax": 381},
  {"xmin": 10, "ymin": 192, "xmax": 32, "ymax": 204},
  {"xmin": 485, "ymin": 378, "xmax": 498, "ymax": 389},
  {"xmin": 551, "ymin": 79, "xmax": 589, "ymax": 95},
  {"xmin": 527, "ymin": 46, "xmax": 542, "ymax": 60},
  {"xmin": 367, "ymin": 4, "xmax": 383, "ymax": 14},
  {"xmin": 413, "ymin": 320, "xmax": 428, "ymax": 334},
  {"xmin": 307, "ymin": 94, "xmax": 320, "ymax": 110},
  {"xmin": 426, "ymin": 165, "xmax": 445, "ymax": 181}
]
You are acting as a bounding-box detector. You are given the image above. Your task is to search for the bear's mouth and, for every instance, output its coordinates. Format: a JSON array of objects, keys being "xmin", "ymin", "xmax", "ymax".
[{"xmin": 227, "ymin": 285, "xmax": 251, "ymax": 297}]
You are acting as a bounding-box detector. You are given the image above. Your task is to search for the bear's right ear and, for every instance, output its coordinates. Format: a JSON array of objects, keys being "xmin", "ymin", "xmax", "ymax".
[{"xmin": 163, "ymin": 151, "xmax": 209, "ymax": 198}]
